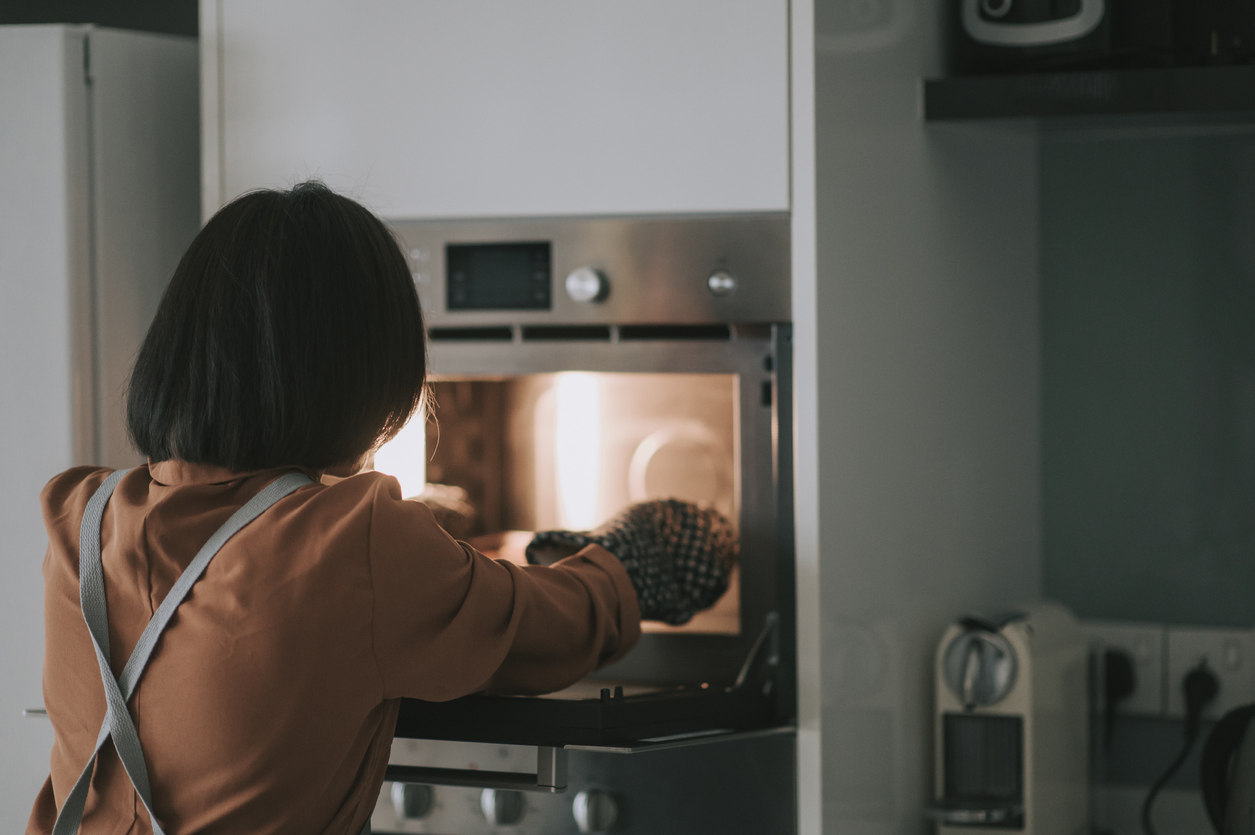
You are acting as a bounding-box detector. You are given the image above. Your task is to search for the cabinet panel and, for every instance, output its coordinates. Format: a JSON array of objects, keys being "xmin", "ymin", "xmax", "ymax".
[{"xmin": 211, "ymin": 0, "xmax": 789, "ymax": 218}]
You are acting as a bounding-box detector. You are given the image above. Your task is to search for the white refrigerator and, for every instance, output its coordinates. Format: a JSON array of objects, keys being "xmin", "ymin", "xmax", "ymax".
[{"xmin": 0, "ymin": 25, "xmax": 198, "ymax": 829}]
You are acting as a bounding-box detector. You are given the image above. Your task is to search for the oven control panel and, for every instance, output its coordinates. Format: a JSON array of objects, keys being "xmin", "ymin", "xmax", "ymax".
[
  {"xmin": 373, "ymin": 739, "xmax": 597, "ymax": 835},
  {"xmin": 371, "ymin": 733, "xmax": 797, "ymax": 835},
  {"xmin": 373, "ymin": 781, "xmax": 617, "ymax": 834},
  {"xmin": 394, "ymin": 214, "xmax": 789, "ymax": 327}
]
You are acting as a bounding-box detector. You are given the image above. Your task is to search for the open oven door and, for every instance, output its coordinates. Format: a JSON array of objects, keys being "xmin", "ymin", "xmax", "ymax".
[{"xmin": 387, "ymin": 611, "xmax": 789, "ymax": 793}]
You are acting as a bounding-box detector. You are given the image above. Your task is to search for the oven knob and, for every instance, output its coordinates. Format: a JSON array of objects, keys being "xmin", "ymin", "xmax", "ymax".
[
  {"xmin": 981, "ymin": 0, "xmax": 1013, "ymax": 18},
  {"xmin": 390, "ymin": 782, "xmax": 433, "ymax": 820},
  {"xmin": 707, "ymin": 270, "xmax": 737, "ymax": 297},
  {"xmin": 572, "ymin": 790, "xmax": 619, "ymax": 833},
  {"xmin": 480, "ymin": 788, "xmax": 525, "ymax": 826},
  {"xmin": 565, "ymin": 267, "xmax": 608, "ymax": 303}
]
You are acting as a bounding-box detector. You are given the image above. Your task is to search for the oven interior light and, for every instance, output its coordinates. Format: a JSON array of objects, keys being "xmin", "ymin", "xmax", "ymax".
[
  {"xmin": 373, "ymin": 414, "xmax": 427, "ymax": 498},
  {"xmin": 554, "ymin": 372, "xmax": 601, "ymax": 531}
]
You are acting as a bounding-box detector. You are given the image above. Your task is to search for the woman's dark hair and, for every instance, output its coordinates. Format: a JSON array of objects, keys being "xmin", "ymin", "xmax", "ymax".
[{"xmin": 127, "ymin": 181, "xmax": 426, "ymax": 471}]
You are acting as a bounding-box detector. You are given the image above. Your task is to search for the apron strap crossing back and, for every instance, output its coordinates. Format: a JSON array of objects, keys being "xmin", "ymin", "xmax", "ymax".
[{"xmin": 52, "ymin": 469, "xmax": 314, "ymax": 835}]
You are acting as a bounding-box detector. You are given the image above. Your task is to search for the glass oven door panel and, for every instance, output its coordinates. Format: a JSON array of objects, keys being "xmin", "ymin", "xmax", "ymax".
[
  {"xmin": 401, "ymin": 372, "xmax": 740, "ymax": 637},
  {"xmin": 376, "ymin": 332, "xmax": 787, "ymax": 685},
  {"xmin": 507, "ymin": 372, "xmax": 739, "ymax": 534}
]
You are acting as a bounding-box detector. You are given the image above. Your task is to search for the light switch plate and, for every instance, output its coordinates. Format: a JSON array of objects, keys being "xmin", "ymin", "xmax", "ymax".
[
  {"xmin": 1082, "ymin": 620, "xmax": 1166, "ymax": 717},
  {"xmin": 1165, "ymin": 626, "xmax": 1255, "ymax": 720}
]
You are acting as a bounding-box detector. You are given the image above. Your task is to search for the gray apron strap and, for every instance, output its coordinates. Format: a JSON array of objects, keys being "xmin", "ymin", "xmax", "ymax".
[{"xmin": 53, "ymin": 469, "xmax": 313, "ymax": 835}]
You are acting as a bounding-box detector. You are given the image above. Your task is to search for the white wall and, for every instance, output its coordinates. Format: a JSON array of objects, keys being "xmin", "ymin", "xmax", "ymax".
[{"xmin": 793, "ymin": 1, "xmax": 1044, "ymax": 831}]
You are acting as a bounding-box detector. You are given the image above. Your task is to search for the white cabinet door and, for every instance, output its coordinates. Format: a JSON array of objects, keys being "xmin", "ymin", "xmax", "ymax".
[{"xmin": 205, "ymin": 0, "xmax": 789, "ymax": 219}]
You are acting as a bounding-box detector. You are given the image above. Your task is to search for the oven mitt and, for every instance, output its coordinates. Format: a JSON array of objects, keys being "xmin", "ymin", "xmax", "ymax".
[{"xmin": 525, "ymin": 499, "xmax": 737, "ymax": 625}]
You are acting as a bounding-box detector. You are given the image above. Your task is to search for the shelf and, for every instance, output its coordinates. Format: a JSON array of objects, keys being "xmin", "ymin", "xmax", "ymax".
[{"xmin": 923, "ymin": 65, "xmax": 1255, "ymax": 126}]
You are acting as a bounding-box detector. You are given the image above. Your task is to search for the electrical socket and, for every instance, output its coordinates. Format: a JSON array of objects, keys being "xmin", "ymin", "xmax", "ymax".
[
  {"xmin": 1165, "ymin": 626, "xmax": 1255, "ymax": 720},
  {"xmin": 1082, "ymin": 620, "xmax": 1166, "ymax": 716}
]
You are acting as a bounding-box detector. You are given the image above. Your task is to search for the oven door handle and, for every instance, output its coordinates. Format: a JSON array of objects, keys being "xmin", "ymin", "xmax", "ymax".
[{"xmin": 384, "ymin": 746, "xmax": 567, "ymax": 793}]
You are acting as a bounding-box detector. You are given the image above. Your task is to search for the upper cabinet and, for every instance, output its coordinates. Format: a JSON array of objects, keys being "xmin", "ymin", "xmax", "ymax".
[{"xmin": 202, "ymin": 0, "xmax": 790, "ymax": 220}]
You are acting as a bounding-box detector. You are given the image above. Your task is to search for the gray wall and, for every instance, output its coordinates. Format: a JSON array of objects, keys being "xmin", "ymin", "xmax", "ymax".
[
  {"xmin": 810, "ymin": 0, "xmax": 1043, "ymax": 829},
  {"xmin": 1041, "ymin": 131, "xmax": 1255, "ymax": 628}
]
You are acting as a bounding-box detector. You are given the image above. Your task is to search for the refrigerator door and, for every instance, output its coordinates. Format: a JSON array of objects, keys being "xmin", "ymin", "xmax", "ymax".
[
  {"xmin": 0, "ymin": 27, "xmax": 92, "ymax": 831},
  {"xmin": 0, "ymin": 24, "xmax": 198, "ymax": 831},
  {"xmin": 87, "ymin": 28, "xmax": 200, "ymax": 467}
]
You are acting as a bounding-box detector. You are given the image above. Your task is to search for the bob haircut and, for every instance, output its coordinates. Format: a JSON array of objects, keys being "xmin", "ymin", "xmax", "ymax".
[{"xmin": 127, "ymin": 181, "xmax": 426, "ymax": 472}]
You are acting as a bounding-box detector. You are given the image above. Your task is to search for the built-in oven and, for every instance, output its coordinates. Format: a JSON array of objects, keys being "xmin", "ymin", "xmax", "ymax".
[{"xmin": 368, "ymin": 216, "xmax": 795, "ymax": 834}]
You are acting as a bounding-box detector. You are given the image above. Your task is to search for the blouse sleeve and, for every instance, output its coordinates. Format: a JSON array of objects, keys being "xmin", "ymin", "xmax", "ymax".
[{"xmin": 365, "ymin": 475, "xmax": 641, "ymax": 700}]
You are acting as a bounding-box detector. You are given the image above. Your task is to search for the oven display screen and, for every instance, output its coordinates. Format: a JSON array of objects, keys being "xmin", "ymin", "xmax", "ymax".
[{"xmin": 446, "ymin": 242, "xmax": 551, "ymax": 310}]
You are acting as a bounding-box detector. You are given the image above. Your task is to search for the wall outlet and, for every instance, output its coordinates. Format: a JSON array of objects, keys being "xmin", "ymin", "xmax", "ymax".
[
  {"xmin": 1082, "ymin": 620, "xmax": 1166, "ymax": 716},
  {"xmin": 1165, "ymin": 626, "xmax": 1255, "ymax": 720}
]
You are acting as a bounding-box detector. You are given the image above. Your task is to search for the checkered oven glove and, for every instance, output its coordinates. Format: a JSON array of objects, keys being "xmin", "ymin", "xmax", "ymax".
[{"xmin": 525, "ymin": 499, "xmax": 737, "ymax": 625}]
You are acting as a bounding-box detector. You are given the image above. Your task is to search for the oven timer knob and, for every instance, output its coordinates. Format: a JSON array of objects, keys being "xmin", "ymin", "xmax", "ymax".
[
  {"xmin": 565, "ymin": 267, "xmax": 609, "ymax": 303},
  {"xmin": 390, "ymin": 782, "xmax": 433, "ymax": 820},
  {"xmin": 480, "ymin": 788, "xmax": 525, "ymax": 826},
  {"xmin": 707, "ymin": 269, "xmax": 737, "ymax": 297},
  {"xmin": 572, "ymin": 790, "xmax": 619, "ymax": 833}
]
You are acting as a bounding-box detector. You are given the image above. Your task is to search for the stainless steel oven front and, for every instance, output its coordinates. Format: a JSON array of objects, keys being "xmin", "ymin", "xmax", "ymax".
[{"xmin": 369, "ymin": 215, "xmax": 796, "ymax": 835}]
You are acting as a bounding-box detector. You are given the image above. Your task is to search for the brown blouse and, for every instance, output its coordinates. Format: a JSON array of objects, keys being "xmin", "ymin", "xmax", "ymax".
[{"xmin": 28, "ymin": 461, "xmax": 640, "ymax": 835}]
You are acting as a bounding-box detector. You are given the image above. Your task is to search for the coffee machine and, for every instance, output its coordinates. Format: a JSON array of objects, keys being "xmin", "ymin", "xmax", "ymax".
[{"xmin": 929, "ymin": 603, "xmax": 1089, "ymax": 835}]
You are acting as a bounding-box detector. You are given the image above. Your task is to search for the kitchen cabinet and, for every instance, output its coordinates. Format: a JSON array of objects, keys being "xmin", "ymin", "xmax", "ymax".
[
  {"xmin": 201, "ymin": 0, "xmax": 789, "ymax": 220},
  {"xmin": 201, "ymin": 3, "xmax": 1043, "ymax": 832},
  {"xmin": 791, "ymin": 2, "xmax": 1044, "ymax": 832},
  {"xmin": 0, "ymin": 25, "xmax": 198, "ymax": 831}
]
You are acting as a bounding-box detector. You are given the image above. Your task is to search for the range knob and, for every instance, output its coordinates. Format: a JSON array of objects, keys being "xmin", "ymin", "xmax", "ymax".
[
  {"xmin": 480, "ymin": 788, "xmax": 525, "ymax": 826},
  {"xmin": 707, "ymin": 269, "xmax": 737, "ymax": 297},
  {"xmin": 572, "ymin": 790, "xmax": 619, "ymax": 833},
  {"xmin": 390, "ymin": 782, "xmax": 433, "ymax": 820},
  {"xmin": 565, "ymin": 267, "xmax": 608, "ymax": 303}
]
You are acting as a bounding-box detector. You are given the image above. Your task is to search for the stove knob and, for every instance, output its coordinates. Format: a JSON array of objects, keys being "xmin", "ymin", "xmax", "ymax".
[
  {"xmin": 480, "ymin": 788, "xmax": 525, "ymax": 826},
  {"xmin": 390, "ymin": 782, "xmax": 433, "ymax": 820},
  {"xmin": 565, "ymin": 267, "xmax": 608, "ymax": 303},
  {"xmin": 572, "ymin": 790, "xmax": 619, "ymax": 833}
]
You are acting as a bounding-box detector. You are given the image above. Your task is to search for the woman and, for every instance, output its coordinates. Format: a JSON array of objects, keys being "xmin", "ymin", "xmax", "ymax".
[{"xmin": 30, "ymin": 182, "xmax": 732, "ymax": 834}]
